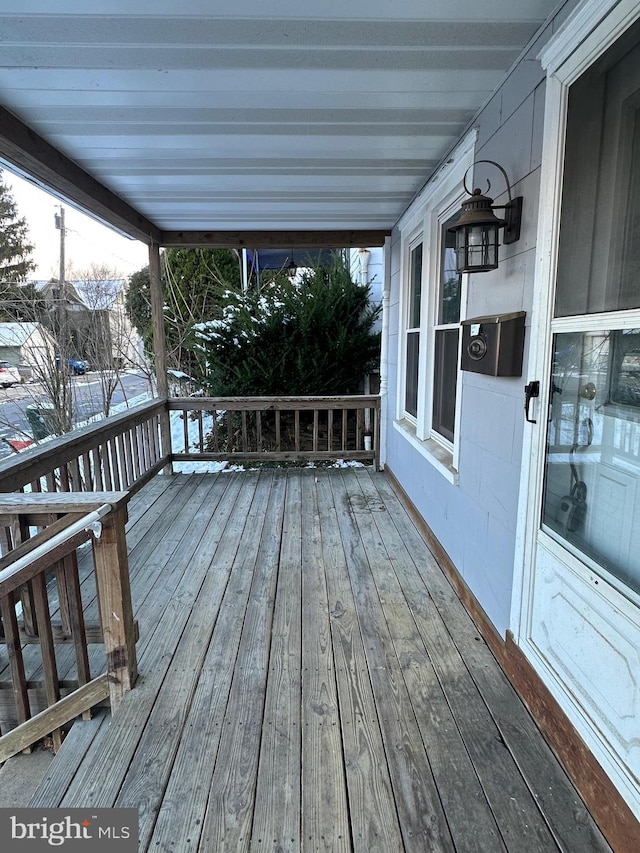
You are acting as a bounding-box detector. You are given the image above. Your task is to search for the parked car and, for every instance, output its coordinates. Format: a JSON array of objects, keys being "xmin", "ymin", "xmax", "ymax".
[
  {"xmin": 0, "ymin": 360, "xmax": 21, "ymax": 387},
  {"xmin": 67, "ymin": 356, "xmax": 89, "ymax": 375}
]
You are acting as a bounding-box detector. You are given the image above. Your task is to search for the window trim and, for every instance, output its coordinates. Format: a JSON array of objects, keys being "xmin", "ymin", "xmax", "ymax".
[{"xmin": 396, "ymin": 133, "xmax": 475, "ymax": 476}]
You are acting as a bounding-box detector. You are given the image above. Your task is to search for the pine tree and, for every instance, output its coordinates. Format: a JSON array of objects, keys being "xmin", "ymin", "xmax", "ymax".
[{"xmin": 0, "ymin": 171, "xmax": 35, "ymax": 283}]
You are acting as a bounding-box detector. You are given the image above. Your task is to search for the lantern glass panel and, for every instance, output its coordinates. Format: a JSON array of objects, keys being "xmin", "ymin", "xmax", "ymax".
[{"xmin": 455, "ymin": 223, "xmax": 498, "ymax": 272}]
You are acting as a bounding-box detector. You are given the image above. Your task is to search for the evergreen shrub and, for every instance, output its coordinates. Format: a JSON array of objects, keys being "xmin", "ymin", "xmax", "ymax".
[{"xmin": 193, "ymin": 259, "xmax": 380, "ymax": 397}]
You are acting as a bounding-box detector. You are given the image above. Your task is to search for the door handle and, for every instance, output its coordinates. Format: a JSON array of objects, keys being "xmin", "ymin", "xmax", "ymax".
[{"xmin": 524, "ymin": 380, "xmax": 540, "ymax": 423}]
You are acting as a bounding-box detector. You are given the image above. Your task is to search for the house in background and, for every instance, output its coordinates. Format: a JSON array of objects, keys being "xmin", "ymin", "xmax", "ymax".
[
  {"xmin": 34, "ymin": 279, "xmax": 142, "ymax": 368},
  {"xmin": 0, "ymin": 321, "xmax": 56, "ymax": 377},
  {"xmin": 0, "ymin": 1, "xmax": 638, "ymax": 847}
]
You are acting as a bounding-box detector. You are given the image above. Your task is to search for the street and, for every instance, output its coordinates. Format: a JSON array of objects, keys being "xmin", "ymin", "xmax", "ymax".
[{"xmin": 0, "ymin": 370, "xmax": 153, "ymax": 460}]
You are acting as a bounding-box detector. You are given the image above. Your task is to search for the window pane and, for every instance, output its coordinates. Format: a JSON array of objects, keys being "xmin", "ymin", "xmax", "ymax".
[
  {"xmin": 432, "ymin": 328, "xmax": 458, "ymax": 442},
  {"xmin": 408, "ymin": 243, "xmax": 422, "ymax": 329},
  {"xmin": 555, "ymin": 19, "xmax": 640, "ymax": 316},
  {"xmin": 405, "ymin": 331, "xmax": 419, "ymax": 417},
  {"xmin": 439, "ymin": 216, "xmax": 461, "ymax": 325},
  {"xmin": 542, "ymin": 330, "xmax": 640, "ymax": 596}
]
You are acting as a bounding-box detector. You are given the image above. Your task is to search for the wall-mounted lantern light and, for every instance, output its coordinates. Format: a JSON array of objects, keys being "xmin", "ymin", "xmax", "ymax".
[
  {"xmin": 448, "ymin": 160, "xmax": 523, "ymax": 273},
  {"xmin": 286, "ymin": 252, "xmax": 297, "ymax": 276}
]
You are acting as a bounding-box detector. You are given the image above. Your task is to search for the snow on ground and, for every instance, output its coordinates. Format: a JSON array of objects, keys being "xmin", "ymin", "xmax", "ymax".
[{"xmin": 168, "ymin": 406, "xmax": 364, "ymax": 473}]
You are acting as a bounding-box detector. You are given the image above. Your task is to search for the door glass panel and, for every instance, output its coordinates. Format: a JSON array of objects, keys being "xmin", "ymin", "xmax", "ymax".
[
  {"xmin": 555, "ymin": 18, "xmax": 640, "ymax": 316},
  {"xmin": 542, "ymin": 330, "xmax": 640, "ymax": 595}
]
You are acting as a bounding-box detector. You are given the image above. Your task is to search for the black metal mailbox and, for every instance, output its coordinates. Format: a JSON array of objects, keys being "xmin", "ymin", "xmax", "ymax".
[{"xmin": 461, "ymin": 311, "xmax": 526, "ymax": 376}]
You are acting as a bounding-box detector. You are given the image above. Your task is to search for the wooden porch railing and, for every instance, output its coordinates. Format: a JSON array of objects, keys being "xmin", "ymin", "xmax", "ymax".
[
  {"xmin": 0, "ymin": 492, "xmax": 137, "ymax": 761},
  {"xmin": 0, "ymin": 398, "xmax": 169, "ymax": 497},
  {"xmin": 169, "ymin": 395, "xmax": 380, "ymax": 467}
]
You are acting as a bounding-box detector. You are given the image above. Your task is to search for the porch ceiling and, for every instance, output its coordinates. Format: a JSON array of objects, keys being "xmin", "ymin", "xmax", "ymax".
[{"xmin": 0, "ymin": 2, "xmax": 558, "ymax": 247}]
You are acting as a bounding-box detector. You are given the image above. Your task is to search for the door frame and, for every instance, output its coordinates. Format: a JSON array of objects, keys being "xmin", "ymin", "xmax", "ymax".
[{"xmin": 512, "ymin": 0, "xmax": 640, "ymax": 813}]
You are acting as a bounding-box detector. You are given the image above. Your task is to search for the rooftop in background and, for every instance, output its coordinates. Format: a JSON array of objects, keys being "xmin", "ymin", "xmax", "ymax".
[{"xmin": 32, "ymin": 279, "xmax": 125, "ymax": 310}]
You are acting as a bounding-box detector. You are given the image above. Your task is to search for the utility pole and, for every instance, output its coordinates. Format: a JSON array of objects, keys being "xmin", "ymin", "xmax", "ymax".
[
  {"xmin": 54, "ymin": 205, "xmax": 69, "ymax": 361},
  {"xmin": 55, "ymin": 205, "xmax": 65, "ymax": 297}
]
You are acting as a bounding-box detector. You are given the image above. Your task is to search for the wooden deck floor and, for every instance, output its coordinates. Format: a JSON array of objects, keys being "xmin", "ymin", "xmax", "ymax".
[{"xmin": 26, "ymin": 468, "xmax": 611, "ymax": 852}]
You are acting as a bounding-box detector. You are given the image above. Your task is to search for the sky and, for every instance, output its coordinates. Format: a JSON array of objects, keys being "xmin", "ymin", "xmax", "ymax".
[{"xmin": 3, "ymin": 169, "xmax": 149, "ymax": 281}]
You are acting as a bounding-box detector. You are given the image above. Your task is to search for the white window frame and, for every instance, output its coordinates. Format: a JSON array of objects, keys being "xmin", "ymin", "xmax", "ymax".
[{"xmin": 395, "ymin": 131, "xmax": 475, "ymax": 480}]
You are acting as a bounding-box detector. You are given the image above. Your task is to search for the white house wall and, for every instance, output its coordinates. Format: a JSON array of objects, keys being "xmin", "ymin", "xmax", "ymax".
[{"xmin": 385, "ymin": 7, "xmax": 574, "ymax": 637}]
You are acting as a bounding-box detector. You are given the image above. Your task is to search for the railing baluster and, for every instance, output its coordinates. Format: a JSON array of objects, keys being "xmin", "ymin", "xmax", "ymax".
[
  {"xmin": 133, "ymin": 425, "xmax": 144, "ymax": 479},
  {"xmin": 82, "ymin": 452, "xmax": 93, "ymax": 490},
  {"xmin": 295, "ymin": 410, "xmax": 300, "ymax": 452},
  {"xmin": 69, "ymin": 457, "xmax": 82, "ymax": 491},
  {"xmin": 197, "ymin": 410, "xmax": 204, "ymax": 452},
  {"xmin": 116, "ymin": 433, "xmax": 127, "ymax": 488},
  {"xmin": 275, "ymin": 410, "xmax": 281, "ymax": 451},
  {"xmin": 241, "ymin": 411, "xmax": 248, "ymax": 452},
  {"xmin": 182, "ymin": 409, "xmax": 189, "ymax": 454},
  {"xmin": 328, "ymin": 410, "xmax": 333, "ymax": 452},
  {"xmin": 60, "ymin": 464, "xmax": 71, "ymax": 492},
  {"xmin": 31, "ymin": 572, "xmax": 63, "ymax": 750},
  {"xmin": 92, "ymin": 446, "xmax": 104, "ymax": 490},
  {"xmin": 212, "ymin": 409, "xmax": 219, "ymax": 452},
  {"xmin": 101, "ymin": 443, "xmax": 113, "ymax": 490},
  {"xmin": 226, "ymin": 411, "xmax": 233, "ymax": 451},
  {"xmin": 62, "ymin": 552, "xmax": 92, "ymax": 719},
  {"xmin": 0, "ymin": 592, "xmax": 31, "ymax": 726},
  {"xmin": 256, "ymin": 410, "xmax": 262, "ymax": 452}
]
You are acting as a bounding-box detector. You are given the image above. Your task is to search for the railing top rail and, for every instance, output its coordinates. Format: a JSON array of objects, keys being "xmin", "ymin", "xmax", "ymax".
[
  {"xmin": 0, "ymin": 491, "xmax": 129, "ymax": 515},
  {"xmin": 0, "ymin": 503, "xmax": 112, "ymax": 592},
  {"xmin": 169, "ymin": 395, "xmax": 381, "ymax": 411}
]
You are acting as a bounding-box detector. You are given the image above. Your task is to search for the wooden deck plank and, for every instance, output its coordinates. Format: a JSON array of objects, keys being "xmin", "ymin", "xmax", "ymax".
[
  {"xmin": 114, "ymin": 479, "xmax": 277, "ymax": 846},
  {"xmin": 148, "ymin": 472, "xmax": 277, "ymax": 851},
  {"xmin": 330, "ymin": 470, "xmax": 455, "ymax": 852},
  {"xmin": 198, "ymin": 471, "xmax": 285, "ymax": 852},
  {"xmin": 366, "ymin": 471, "xmax": 613, "ymax": 853},
  {"xmin": 314, "ymin": 472, "xmax": 404, "ymax": 853},
  {"xmin": 351, "ymin": 471, "xmax": 558, "ymax": 850},
  {"xmin": 345, "ymin": 472, "xmax": 510, "ymax": 852},
  {"xmin": 300, "ymin": 471, "xmax": 351, "ymax": 852},
  {"xmin": 250, "ymin": 472, "xmax": 303, "ymax": 853},
  {"xmin": 29, "ymin": 710, "xmax": 111, "ymax": 808},
  {"xmin": 24, "ymin": 470, "xmax": 613, "ymax": 853}
]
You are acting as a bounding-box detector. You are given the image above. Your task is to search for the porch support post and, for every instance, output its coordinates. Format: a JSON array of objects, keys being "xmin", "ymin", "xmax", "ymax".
[
  {"xmin": 93, "ymin": 507, "xmax": 138, "ymax": 711},
  {"xmin": 149, "ymin": 242, "xmax": 173, "ymax": 471},
  {"xmin": 378, "ymin": 236, "xmax": 391, "ymax": 470}
]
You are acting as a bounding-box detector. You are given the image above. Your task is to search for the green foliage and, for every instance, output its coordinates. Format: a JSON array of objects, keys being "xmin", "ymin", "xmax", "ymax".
[
  {"xmin": 0, "ymin": 172, "xmax": 35, "ymax": 285},
  {"xmin": 124, "ymin": 248, "xmax": 242, "ymax": 377},
  {"xmin": 195, "ymin": 259, "xmax": 380, "ymax": 396},
  {"xmin": 125, "ymin": 265, "xmax": 152, "ymax": 345}
]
